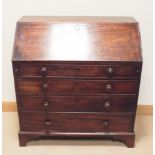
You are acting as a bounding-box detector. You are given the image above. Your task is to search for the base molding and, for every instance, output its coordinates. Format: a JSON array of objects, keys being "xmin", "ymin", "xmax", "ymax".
[
  {"xmin": 19, "ymin": 131, "xmax": 135, "ymax": 147},
  {"xmin": 2, "ymin": 102, "xmax": 153, "ymax": 115}
]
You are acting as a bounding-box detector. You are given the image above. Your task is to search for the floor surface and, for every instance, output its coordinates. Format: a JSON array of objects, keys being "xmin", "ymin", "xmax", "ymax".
[{"xmin": 3, "ymin": 112, "xmax": 153, "ymax": 155}]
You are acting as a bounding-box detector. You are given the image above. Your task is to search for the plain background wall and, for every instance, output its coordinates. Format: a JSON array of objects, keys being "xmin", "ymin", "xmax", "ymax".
[{"xmin": 3, "ymin": 0, "xmax": 152, "ymax": 105}]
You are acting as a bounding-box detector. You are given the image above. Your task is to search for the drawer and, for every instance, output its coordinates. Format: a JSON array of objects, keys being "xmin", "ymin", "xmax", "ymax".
[
  {"xmin": 16, "ymin": 79, "xmax": 139, "ymax": 94},
  {"xmin": 13, "ymin": 62, "xmax": 140, "ymax": 78},
  {"xmin": 18, "ymin": 95, "xmax": 136, "ymax": 113},
  {"xmin": 21, "ymin": 113, "xmax": 133, "ymax": 132}
]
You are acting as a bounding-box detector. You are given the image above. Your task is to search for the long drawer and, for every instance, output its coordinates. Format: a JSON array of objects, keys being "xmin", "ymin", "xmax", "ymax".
[
  {"xmin": 13, "ymin": 62, "xmax": 140, "ymax": 79},
  {"xmin": 16, "ymin": 79, "xmax": 139, "ymax": 94},
  {"xmin": 18, "ymin": 94, "xmax": 136, "ymax": 113},
  {"xmin": 21, "ymin": 112, "xmax": 133, "ymax": 132}
]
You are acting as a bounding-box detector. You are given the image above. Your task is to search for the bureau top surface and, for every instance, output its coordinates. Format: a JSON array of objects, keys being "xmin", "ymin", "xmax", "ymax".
[
  {"xmin": 18, "ymin": 16, "xmax": 138, "ymax": 23},
  {"xmin": 12, "ymin": 16, "xmax": 142, "ymax": 62}
]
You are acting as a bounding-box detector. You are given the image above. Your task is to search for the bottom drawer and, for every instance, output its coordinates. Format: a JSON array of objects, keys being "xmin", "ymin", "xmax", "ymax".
[{"xmin": 21, "ymin": 113, "xmax": 133, "ymax": 132}]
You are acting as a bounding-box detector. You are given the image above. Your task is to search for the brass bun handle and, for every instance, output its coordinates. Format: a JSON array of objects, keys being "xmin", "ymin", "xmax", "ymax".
[
  {"xmin": 42, "ymin": 83, "xmax": 48, "ymax": 91},
  {"xmin": 106, "ymin": 67, "xmax": 114, "ymax": 74},
  {"xmin": 40, "ymin": 67, "xmax": 47, "ymax": 76},
  {"xmin": 105, "ymin": 84, "xmax": 112, "ymax": 93},
  {"xmin": 45, "ymin": 120, "xmax": 52, "ymax": 126},
  {"xmin": 103, "ymin": 120, "xmax": 109, "ymax": 127},
  {"xmin": 43, "ymin": 101, "xmax": 49, "ymax": 109},
  {"xmin": 104, "ymin": 101, "xmax": 111, "ymax": 111}
]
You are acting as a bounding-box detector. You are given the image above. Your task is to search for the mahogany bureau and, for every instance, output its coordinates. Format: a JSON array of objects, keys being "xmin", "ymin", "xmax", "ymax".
[{"xmin": 12, "ymin": 16, "xmax": 142, "ymax": 147}]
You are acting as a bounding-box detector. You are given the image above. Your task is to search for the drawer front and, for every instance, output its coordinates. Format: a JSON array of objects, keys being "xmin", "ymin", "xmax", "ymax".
[
  {"xmin": 21, "ymin": 113, "xmax": 132, "ymax": 132},
  {"xmin": 16, "ymin": 79, "xmax": 139, "ymax": 94},
  {"xmin": 14, "ymin": 63, "xmax": 140, "ymax": 78},
  {"xmin": 18, "ymin": 95, "xmax": 136, "ymax": 113}
]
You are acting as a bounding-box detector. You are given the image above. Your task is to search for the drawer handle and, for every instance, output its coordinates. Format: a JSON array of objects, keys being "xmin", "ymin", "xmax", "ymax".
[
  {"xmin": 105, "ymin": 84, "xmax": 112, "ymax": 92},
  {"xmin": 45, "ymin": 120, "xmax": 51, "ymax": 126},
  {"xmin": 43, "ymin": 101, "xmax": 49, "ymax": 109},
  {"xmin": 42, "ymin": 83, "xmax": 48, "ymax": 91},
  {"xmin": 103, "ymin": 120, "xmax": 109, "ymax": 127},
  {"xmin": 104, "ymin": 101, "xmax": 111, "ymax": 111},
  {"xmin": 14, "ymin": 68, "xmax": 19, "ymax": 75},
  {"xmin": 40, "ymin": 67, "xmax": 47, "ymax": 76},
  {"xmin": 14, "ymin": 68, "xmax": 18, "ymax": 73},
  {"xmin": 106, "ymin": 67, "xmax": 114, "ymax": 75}
]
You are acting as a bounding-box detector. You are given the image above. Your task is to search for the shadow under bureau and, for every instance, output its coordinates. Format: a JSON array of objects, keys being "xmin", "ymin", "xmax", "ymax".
[{"xmin": 12, "ymin": 16, "xmax": 142, "ymax": 147}]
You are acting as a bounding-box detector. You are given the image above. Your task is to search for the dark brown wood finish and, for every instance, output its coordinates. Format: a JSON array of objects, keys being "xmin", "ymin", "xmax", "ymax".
[
  {"xmin": 21, "ymin": 113, "xmax": 133, "ymax": 132},
  {"xmin": 12, "ymin": 16, "xmax": 142, "ymax": 62},
  {"xmin": 18, "ymin": 94, "xmax": 136, "ymax": 112},
  {"xmin": 14, "ymin": 62, "xmax": 140, "ymax": 79},
  {"xmin": 12, "ymin": 16, "xmax": 142, "ymax": 147},
  {"xmin": 16, "ymin": 79, "xmax": 139, "ymax": 94}
]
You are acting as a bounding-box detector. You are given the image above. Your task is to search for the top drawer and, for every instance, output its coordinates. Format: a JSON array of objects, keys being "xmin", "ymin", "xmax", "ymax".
[{"xmin": 13, "ymin": 62, "xmax": 140, "ymax": 79}]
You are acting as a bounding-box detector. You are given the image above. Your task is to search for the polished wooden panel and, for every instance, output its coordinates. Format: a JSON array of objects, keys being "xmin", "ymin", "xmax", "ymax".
[
  {"xmin": 3, "ymin": 102, "xmax": 152, "ymax": 115},
  {"xmin": 21, "ymin": 112, "xmax": 132, "ymax": 132},
  {"xmin": 16, "ymin": 79, "xmax": 139, "ymax": 94},
  {"xmin": 14, "ymin": 62, "xmax": 140, "ymax": 78},
  {"xmin": 12, "ymin": 17, "xmax": 142, "ymax": 61},
  {"xmin": 18, "ymin": 95, "xmax": 136, "ymax": 112}
]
